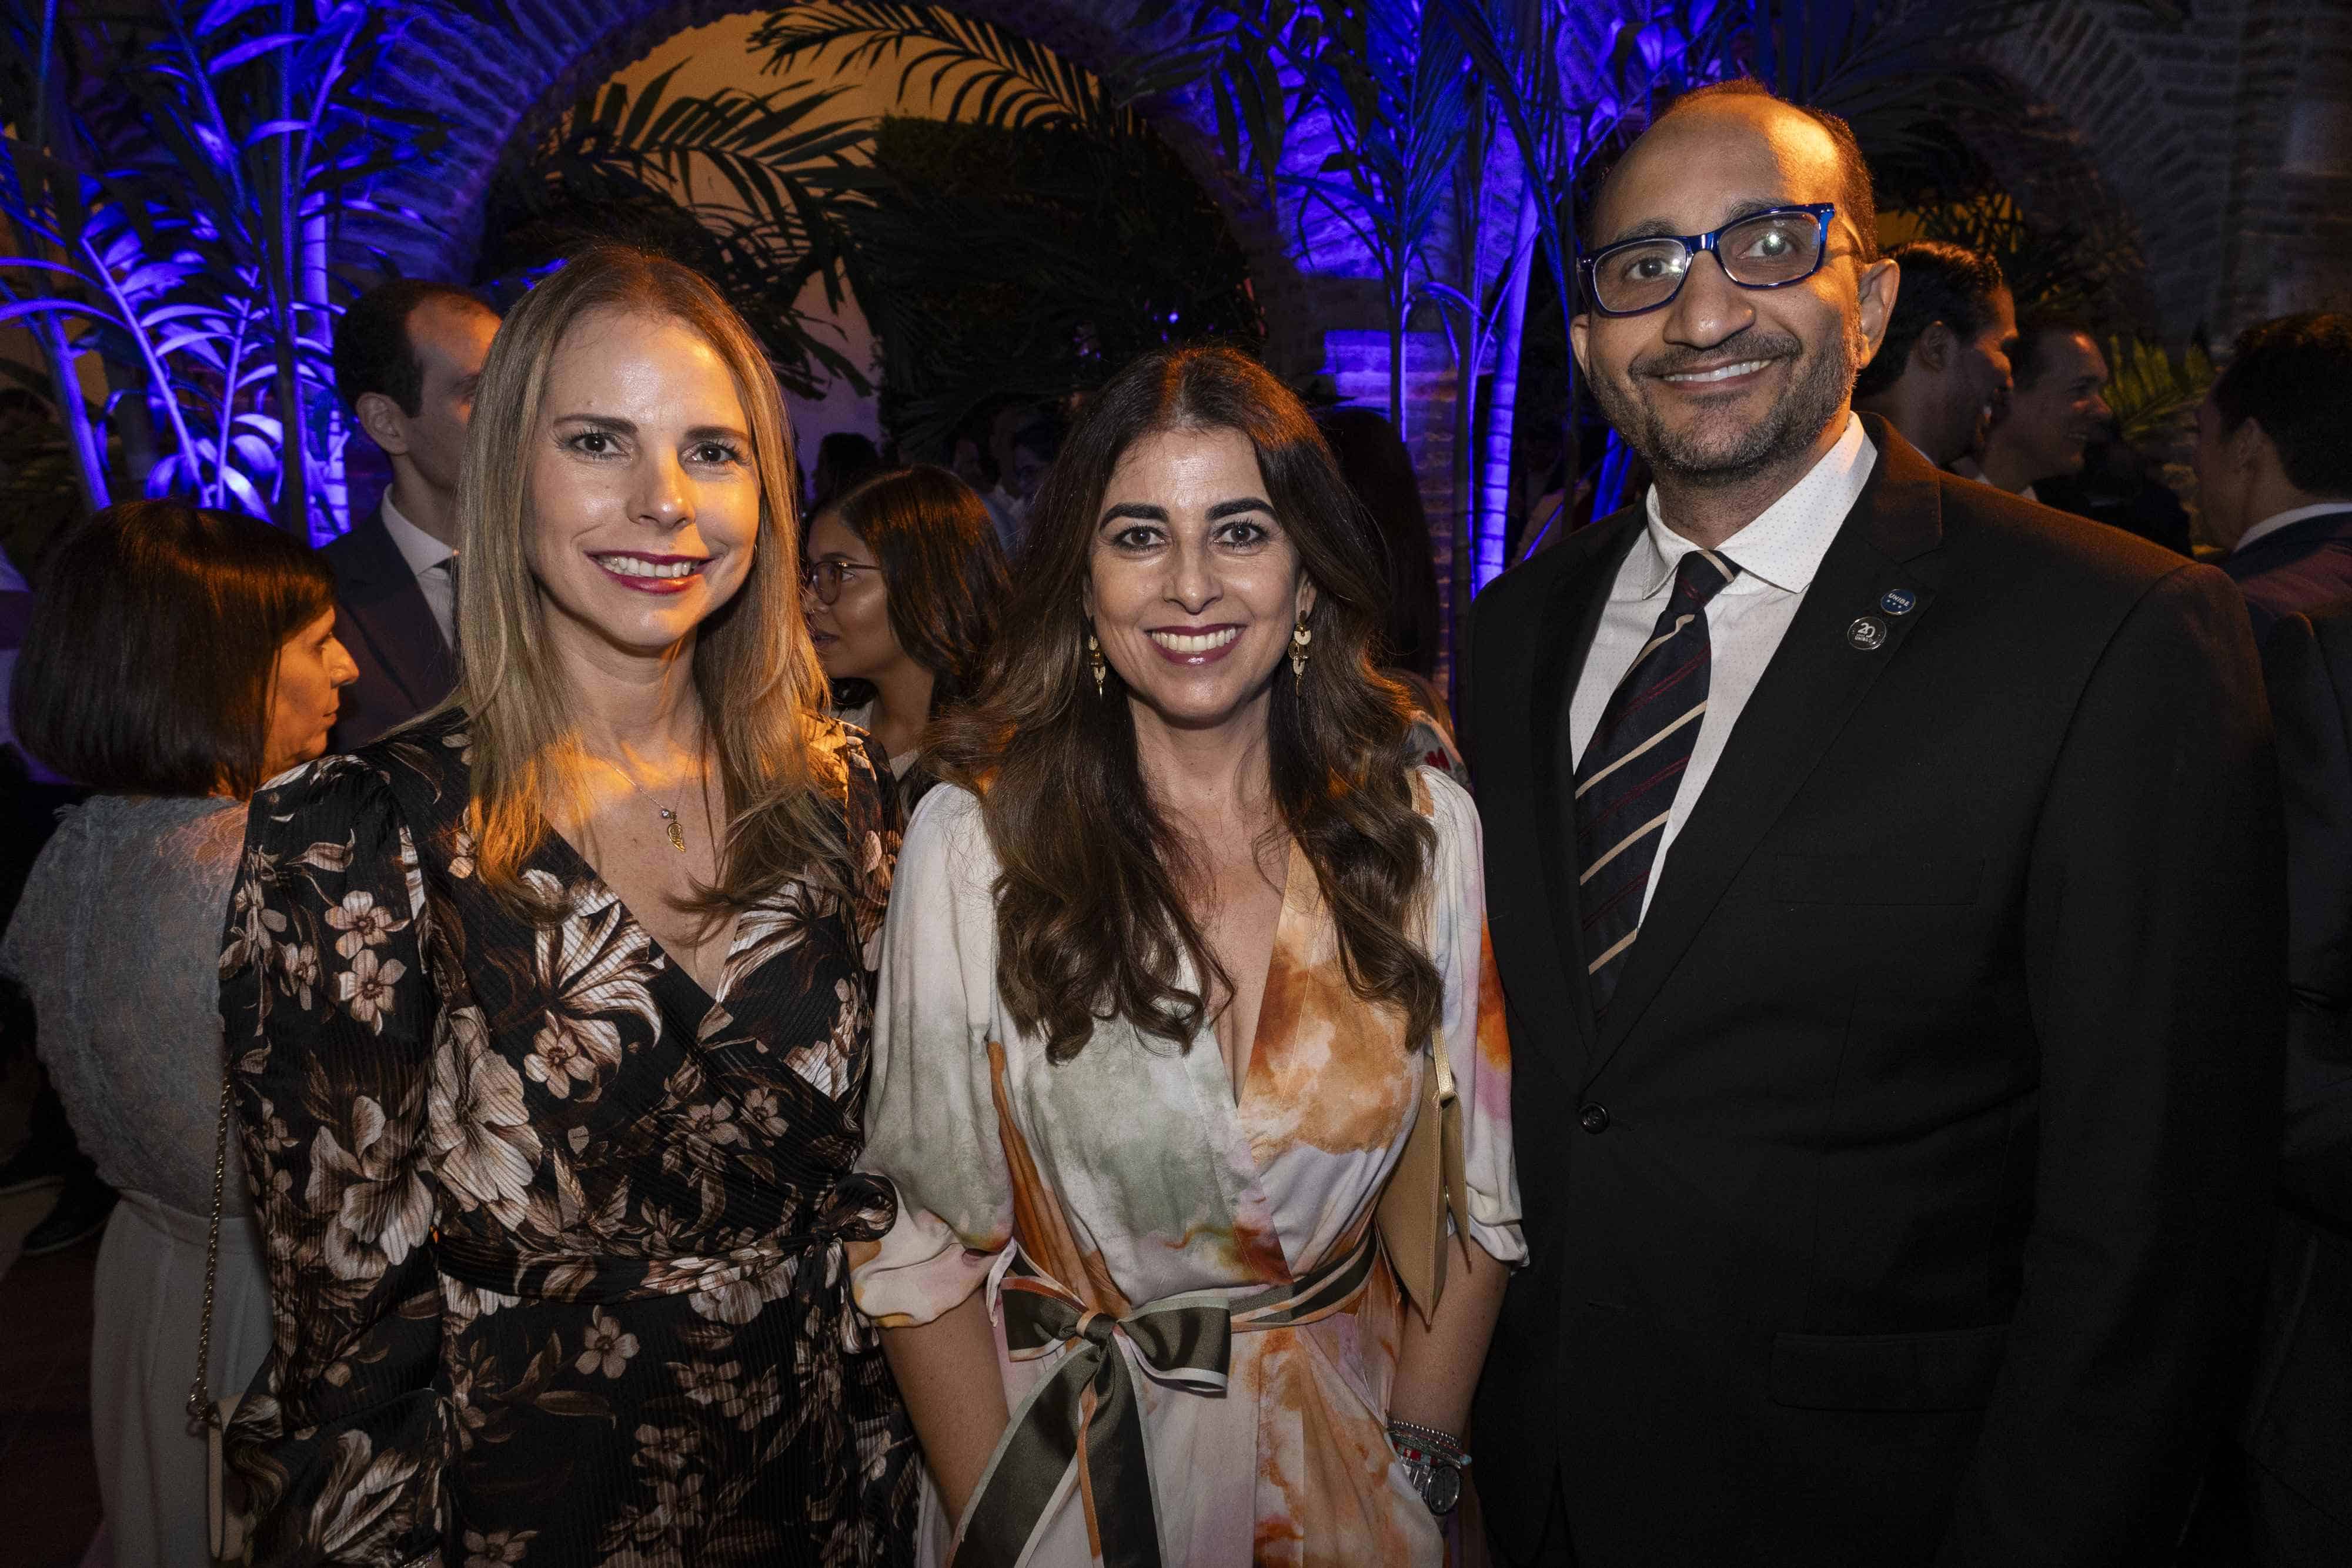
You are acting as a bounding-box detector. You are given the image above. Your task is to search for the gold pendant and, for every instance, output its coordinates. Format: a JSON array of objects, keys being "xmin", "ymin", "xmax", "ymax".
[{"xmin": 661, "ymin": 808, "xmax": 686, "ymax": 852}]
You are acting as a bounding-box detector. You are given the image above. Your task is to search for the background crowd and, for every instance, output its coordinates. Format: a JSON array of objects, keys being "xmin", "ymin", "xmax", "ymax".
[{"xmin": 0, "ymin": 44, "xmax": 2347, "ymax": 1568}]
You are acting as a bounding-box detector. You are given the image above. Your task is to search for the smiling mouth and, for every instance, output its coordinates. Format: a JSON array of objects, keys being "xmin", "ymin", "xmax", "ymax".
[
  {"xmin": 592, "ymin": 552, "xmax": 706, "ymax": 594},
  {"xmin": 1150, "ymin": 627, "xmax": 1241, "ymax": 654},
  {"xmin": 596, "ymin": 553, "xmax": 703, "ymax": 579},
  {"xmin": 1660, "ymin": 358, "xmax": 1775, "ymax": 385}
]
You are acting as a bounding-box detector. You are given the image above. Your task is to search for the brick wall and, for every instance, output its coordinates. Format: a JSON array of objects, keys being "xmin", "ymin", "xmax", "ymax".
[
  {"xmin": 2214, "ymin": 0, "xmax": 2352, "ymax": 336},
  {"xmin": 1985, "ymin": 0, "xmax": 2352, "ymax": 344}
]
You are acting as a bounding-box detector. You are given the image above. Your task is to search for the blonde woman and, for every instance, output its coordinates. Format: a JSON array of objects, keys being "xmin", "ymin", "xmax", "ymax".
[{"xmin": 219, "ymin": 248, "xmax": 918, "ymax": 1564}]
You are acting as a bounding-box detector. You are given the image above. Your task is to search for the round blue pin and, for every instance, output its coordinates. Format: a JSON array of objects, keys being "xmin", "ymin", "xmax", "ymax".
[{"xmin": 1879, "ymin": 588, "xmax": 1917, "ymax": 616}]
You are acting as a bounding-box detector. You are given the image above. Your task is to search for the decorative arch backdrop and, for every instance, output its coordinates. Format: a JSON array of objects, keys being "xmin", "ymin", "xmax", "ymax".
[{"xmin": 5, "ymin": 0, "xmax": 2343, "ymax": 684}]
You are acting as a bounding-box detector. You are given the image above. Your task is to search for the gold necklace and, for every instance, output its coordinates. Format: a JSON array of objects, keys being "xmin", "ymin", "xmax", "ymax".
[
  {"xmin": 607, "ymin": 755, "xmax": 702, "ymax": 855},
  {"xmin": 652, "ymin": 769, "xmax": 708, "ymax": 855}
]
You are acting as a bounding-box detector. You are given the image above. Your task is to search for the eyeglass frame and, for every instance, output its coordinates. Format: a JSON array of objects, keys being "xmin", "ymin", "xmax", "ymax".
[
  {"xmin": 1577, "ymin": 203, "xmax": 1842, "ymax": 319},
  {"xmin": 799, "ymin": 558, "xmax": 877, "ymax": 604}
]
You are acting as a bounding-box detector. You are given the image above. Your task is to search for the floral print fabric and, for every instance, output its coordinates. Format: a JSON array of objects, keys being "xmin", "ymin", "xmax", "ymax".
[
  {"xmin": 853, "ymin": 770, "xmax": 1524, "ymax": 1566},
  {"xmin": 219, "ymin": 711, "xmax": 918, "ymax": 1566}
]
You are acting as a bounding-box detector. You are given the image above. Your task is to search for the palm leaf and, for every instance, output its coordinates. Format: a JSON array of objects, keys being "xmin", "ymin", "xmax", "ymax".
[
  {"xmin": 751, "ymin": 2, "xmax": 1137, "ymax": 133},
  {"xmin": 2101, "ymin": 335, "xmax": 2214, "ymax": 447},
  {"xmin": 483, "ymin": 65, "xmax": 877, "ymax": 399}
]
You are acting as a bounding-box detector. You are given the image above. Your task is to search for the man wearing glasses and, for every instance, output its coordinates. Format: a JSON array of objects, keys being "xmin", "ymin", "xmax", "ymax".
[{"xmin": 1469, "ymin": 79, "xmax": 2283, "ymax": 1566}]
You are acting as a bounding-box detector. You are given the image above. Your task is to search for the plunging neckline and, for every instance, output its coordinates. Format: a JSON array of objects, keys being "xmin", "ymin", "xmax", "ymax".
[
  {"xmin": 540, "ymin": 823, "xmax": 745, "ymax": 1011},
  {"xmin": 1220, "ymin": 839, "xmax": 1305, "ymax": 1109}
]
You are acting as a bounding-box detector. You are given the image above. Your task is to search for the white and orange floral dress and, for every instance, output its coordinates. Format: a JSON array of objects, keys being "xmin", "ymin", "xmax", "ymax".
[{"xmin": 853, "ymin": 770, "xmax": 1523, "ymax": 1567}]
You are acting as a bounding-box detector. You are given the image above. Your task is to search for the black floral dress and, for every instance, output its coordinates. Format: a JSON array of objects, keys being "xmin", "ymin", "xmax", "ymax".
[{"xmin": 219, "ymin": 710, "xmax": 918, "ymax": 1566}]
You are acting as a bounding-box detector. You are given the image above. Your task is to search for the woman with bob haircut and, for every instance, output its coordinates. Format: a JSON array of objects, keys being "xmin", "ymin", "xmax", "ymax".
[
  {"xmin": 218, "ymin": 247, "xmax": 918, "ymax": 1564},
  {"xmin": 3, "ymin": 500, "xmax": 354, "ymax": 1568},
  {"xmin": 803, "ymin": 463, "xmax": 1011, "ymax": 811},
  {"xmin": 854, "ymin": 343, "xmax": 1524, "ymax": 1564}
]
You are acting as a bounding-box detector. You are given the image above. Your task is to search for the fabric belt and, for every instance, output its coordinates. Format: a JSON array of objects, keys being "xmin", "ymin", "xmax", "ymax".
[
  {"xmin": 951, "ymin": 1224, "xmax": 1379, "ymax": 1568},
  {"xmin": 431, "ymin": 1171, "xmax": 896, "ymax": 1308}
]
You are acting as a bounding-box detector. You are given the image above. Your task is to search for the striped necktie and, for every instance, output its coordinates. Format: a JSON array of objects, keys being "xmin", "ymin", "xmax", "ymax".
[{"xmin": 1573, "ymin": 547, "xmax": 1740, "ymax": 1011}]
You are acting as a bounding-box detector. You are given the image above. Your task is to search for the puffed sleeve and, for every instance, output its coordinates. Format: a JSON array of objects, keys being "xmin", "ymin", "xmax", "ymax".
[
  {"xmin": 1421, "ymin": 768, "xmax": 1526, "ymax": 1263},
  {"xmin": 853, "ymin": 785, "xmax": 1015, "ymax": 1326},
  {"xmin": 218, "ymin": 755, "xmax": 451, "ymax": 1563}
]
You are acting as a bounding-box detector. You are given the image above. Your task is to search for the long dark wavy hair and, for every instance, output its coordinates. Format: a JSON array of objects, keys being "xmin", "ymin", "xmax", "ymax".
[
  {"xmin": 821, "ymin": 463, "xmax": 1010, "ymax": 716},
  {"xmin": 931, "ymin": 344, "xmax": 1442, "ymax": 1063}
]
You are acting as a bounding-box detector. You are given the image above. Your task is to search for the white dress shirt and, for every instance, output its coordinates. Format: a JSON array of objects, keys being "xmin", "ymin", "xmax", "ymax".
[
  {"xmin": 1569, "ymin": 414, "xmax": 1878, "ymax": 920},
  {"xmin": 2231, "ymin": 500, "xmax": 2352, "ymax": 555},
  {"xmin": 377, "ymin": 492, "xmax": 457, "ymax": 651}
]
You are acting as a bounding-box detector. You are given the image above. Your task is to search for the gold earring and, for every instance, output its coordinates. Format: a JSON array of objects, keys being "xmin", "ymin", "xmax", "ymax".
[
  {"xmin": 1087, "ymin": 630, "xmax": 1107, "ymax": 696},
  {"xmin": 1290, "ymin": 617, "xmax": 1312, "ymax": 678}
]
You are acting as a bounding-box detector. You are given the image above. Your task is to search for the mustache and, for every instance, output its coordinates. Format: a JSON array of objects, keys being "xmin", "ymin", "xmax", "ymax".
[{"xmin": 1630, "ymin": 330, "xmax": 1805, "ymax": 379}]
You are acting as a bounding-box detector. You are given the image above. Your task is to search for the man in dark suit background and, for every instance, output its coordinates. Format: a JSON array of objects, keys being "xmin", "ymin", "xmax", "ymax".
[
  {"xmin": 325, "ymin": 279, "xmax": 500, "ymax": 748},
  {"xmin": 1469, "ymin": 79, "xmax": 2283, "ymax": 1566},
  {"xmin": 2184, "ymin": 601, "xmax": 2352, "ymax": 1565},
  {"xmin": 2197, "ymin": 313, "xmax": 2352, "ymax": 644},
  {"xmin": 1850, "ymin": 239, "xmax": 2016, "ymax": 472},
  {"xmin": 1964, "ymin": 317, "xmax": 2113, "ymax": 504}
]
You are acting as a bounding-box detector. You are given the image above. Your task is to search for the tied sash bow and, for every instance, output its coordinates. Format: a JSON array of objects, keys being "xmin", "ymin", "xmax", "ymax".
[{"xmin": 950, "ymin": 1225, "xmax": 1379, "ymax": 1568}]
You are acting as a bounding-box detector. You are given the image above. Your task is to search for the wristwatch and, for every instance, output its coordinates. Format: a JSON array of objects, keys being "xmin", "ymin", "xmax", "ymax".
[{"xmin": 1387, "ymin": 1420, "xmax": 1469, "ymax": 1517}]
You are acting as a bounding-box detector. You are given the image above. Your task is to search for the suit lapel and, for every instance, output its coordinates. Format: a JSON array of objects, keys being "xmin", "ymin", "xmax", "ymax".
[
  {"xmin": 339, "ymin": 510, "xmax": 452, "ymax": 710},
  {"xmin": 1482, "ymin": 512, "xmax": 1640, "ymax": 1083},
  {"xmin": 1582, "ymin": 420, "xmax": 1948, "ymax": 1088}
]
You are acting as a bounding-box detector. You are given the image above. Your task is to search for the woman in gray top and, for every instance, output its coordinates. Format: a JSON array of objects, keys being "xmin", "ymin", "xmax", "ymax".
[{"xmin": 1, "ymin": 501, "xmax": 356, "ymax": 1568}]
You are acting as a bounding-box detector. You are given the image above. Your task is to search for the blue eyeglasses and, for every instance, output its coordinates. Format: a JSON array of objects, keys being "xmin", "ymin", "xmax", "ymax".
[{"xmin": 1579, "ymin": 204, "xmax": 1839, "ymax": 317}]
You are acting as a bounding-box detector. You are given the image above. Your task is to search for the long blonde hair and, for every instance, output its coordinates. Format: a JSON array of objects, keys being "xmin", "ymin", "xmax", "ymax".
[{"xmin": 446, "ymin": 246, "xmax": 844, "ymax": 914}]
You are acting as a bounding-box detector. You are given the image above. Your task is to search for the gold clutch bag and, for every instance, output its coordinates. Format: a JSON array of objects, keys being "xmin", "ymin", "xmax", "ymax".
[
  {"xmin": 1378, "ymin": 767, "xmax": 1472, "ymax": 1324},
  {"xmin": 1378, "ymin": 1024, "xmax": 1471, "ymax": 1326}
]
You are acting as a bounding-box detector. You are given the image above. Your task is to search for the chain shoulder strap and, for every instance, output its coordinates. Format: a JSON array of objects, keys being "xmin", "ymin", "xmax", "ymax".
[{"xmin": 186, "ymin": 1062, "xmax": 233, "ymax": 1433}]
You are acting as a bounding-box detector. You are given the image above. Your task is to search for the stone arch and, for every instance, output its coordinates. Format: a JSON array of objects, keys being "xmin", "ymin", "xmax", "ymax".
[
  {"xmin": 1970, "ymin": 2, "xmax": 2229, "ymax": 342},
  {"xmin": 366, "ymin": 0, "xmax": 1343, "ymax": 375},
  {"xmin": 1974, "ymin": 0, "xmax": 2352, "ymax": 343}
]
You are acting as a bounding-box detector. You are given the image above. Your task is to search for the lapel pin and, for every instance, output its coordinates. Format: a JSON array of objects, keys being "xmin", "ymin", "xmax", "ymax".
[
  {"xmin": 1879, "ymin": 589, "xmax": 1917, "ymax": 616},
  {"xmin": 1847, "ymin": 616, "xmax": 1889, "ymax": 651}
]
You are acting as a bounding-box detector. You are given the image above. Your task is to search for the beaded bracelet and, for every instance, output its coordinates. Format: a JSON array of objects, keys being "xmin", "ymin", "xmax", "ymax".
[{"xmin": 1386, "ymin": 1419, "xmax": 1471, "ymax": 1467}]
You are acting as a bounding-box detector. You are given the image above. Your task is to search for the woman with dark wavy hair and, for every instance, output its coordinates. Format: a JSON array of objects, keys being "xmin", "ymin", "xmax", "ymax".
[{"xmin": 853, "ymin": 344, "xmax": 1524, "ymax": 1564}]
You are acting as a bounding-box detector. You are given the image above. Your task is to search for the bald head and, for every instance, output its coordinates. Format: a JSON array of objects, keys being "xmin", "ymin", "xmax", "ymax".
[
  {"xmin": 1591, "ymin": 82, "xmax": 1879, "ymax": 263},
  {"xmin": 1569, "ymin": 79, "xmax": 1899, "ymax": 530}
]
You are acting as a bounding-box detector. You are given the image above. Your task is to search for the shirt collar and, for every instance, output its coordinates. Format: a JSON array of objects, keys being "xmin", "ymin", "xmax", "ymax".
[
  {"xmin": 1624, "ymin": 413, "xmax": 1876, "ymax": 600},
  {"xmin": 377, "ymin": 492, "xmax": 455, "ymax": 577},
  {"xmin": 2233, "ymin": 500, "xmax": 2352, "ymax": 555}
]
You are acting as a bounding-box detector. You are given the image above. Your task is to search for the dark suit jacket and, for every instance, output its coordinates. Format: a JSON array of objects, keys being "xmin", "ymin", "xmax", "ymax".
[
  {"xmin": 323, "ymin": 507, "xmax": 453, "ymax": 751},
  {"xmin": 1469, "ymin": 417, "xmax": 2284, "ymax": 1567},
  {"xmin": 2222, "ymin": 507, "xmax": 2352, "ymax": 646},
  {"xmin": 2220, "ymin": 605, "xmax": 2352, "ymax": 1562}
]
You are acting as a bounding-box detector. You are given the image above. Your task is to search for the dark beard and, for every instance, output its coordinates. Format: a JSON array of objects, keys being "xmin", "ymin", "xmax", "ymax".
[{"xmin": 1591, "ymin": 326, "xmax": 1860, "ymax": 490}]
